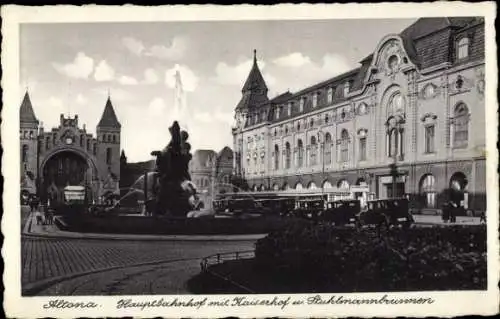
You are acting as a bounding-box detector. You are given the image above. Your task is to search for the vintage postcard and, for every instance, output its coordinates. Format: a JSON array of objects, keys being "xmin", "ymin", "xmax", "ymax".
[{"xmin": 2, "ymin": 3, "xmax": 499, "ymax": 318}]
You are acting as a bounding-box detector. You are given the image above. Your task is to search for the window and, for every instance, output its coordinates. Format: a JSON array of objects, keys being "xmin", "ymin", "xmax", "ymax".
[
  {"xmin": 297, "ymin": 139, "xmax": 304, "ymax": 167},
  {"xmin": 453, "ymin": 103, "xmax": 469, "ymax": 148},
  {"xmin": 93, "ymin": 143, "xmax": 97, "ymax": 155},
  {"xmin": 310, "ymin": 136, "xmax": 317, "ymax": 166},
  {"xmin": 275, "ymin": 107, "xmax": 280, "ymax": 119},
  {"xmin": 299, "ymin": 98, "xmax": 305, "ymax": 112},
  {"xmin": 80, "ymin": 135, "xmax": 84, "ymax": 147},
  {"xmin": 285, "ymin": 142, "xmax": 291, "ymax": 169},
  {"xmin": 29, "ymin": 131, "xmax": 33, "ymax": 139},
  {"xmin": 388, "ymin": 92, "xmax": 404, "ymax": 115},
  {"xmin": 457, "ymin": 37, "xmax": 469, "ymax": 60},
  {"xmin": 344, "ymin": 81, "xmax": 351, "ymax": 96},
  {"xmin": 113, "ymin": 135, "xmax": 117, "ymax": 143},
  {"xmin": 46, "ymin": 136, "xmax": 50, "ymax": 150},
  {"xmin": 327, "ymin": 87, "xmax": 333, "ymax": 103},
  {"xmin": 261, "ymin": 110, "xmax": 266, "ymax": 121},
  {"xmin": 340, "ymin": 129, "xmax": 349, "ymax": 162},
  {"xmin": 309, "ymin": 118, "xmax": 314, "ymax": 128},
  {"xmin": 287, "ymin": 103, "xmax": 292, "ymax": 116},
  {"xmin": 424, "ymin": 125, "xmax": 435, "ymax": 153},
  {"xmin": 324, "ymin": 133, "xmax": 332, "ymax": 165},
  {"xmin": 338, "ymin": 179, "xmax": 350, "ymax": 189},
  {"xmin": 274, "ymin": 145, "xmax": 279, "ymax": 170},
  {"xmin": 312, "ymin": 93, "xmax": 318, "ymax": 108},
  {"xmin": 388, "ymin": 55, "xmax": 399, "ymax": 72},
  {"xmin": 106, "ymin": 148, "xmax": 112, "ymax": 165},
  {"xmin": 420, "ymin": 174, "xmax": 436, "ymax": 208},
  {"xmin": 358, "ymin": 103, "xmax": 367, "ymax": 115},
  {"xmin": 22, "ymin": 144, "xmax": 28, "ymax": 163},
  {"xmin": 274, "ymin": 128, "xmax": 277, "ymax": 137},
  {"xmin": 325, "ymin": 113, "xmax": 330, "ymax": 124},
  {"xmin": 285, "ymin": 125, "xmax": 288, "ymax": 134},
  {"xmin": 388, "ymin": 128, "xmax": 398, "ymax": 157},
  {"xmin": 423, "ymin": 84, "xmax": 435, "ymax": 98},
  {"xmin": 359, "ymin": 137, "xmax": 367, "ymax": 161},
  {"xmin": 254, "ymin": 114, "xmax": 258, "ymax": 125},
  {"xmin": 297, "ymin": 121, "xmax": 301, "ymax": 131}
]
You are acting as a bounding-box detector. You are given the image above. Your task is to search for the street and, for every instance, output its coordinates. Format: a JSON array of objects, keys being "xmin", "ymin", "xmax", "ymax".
[{"xmin": 22, "ymin": 236, "xmax": 255, "ymax": 296}]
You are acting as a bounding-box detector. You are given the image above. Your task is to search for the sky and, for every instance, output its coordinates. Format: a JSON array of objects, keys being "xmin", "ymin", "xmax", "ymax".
[{"xmin": 20, "ymin": 18, "xmax": 417, "ymax": 162}]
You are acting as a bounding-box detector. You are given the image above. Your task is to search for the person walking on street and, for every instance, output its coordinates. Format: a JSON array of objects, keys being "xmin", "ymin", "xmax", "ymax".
[
  {"xmin": 35, "ymin": 210, "xmax": 43, "ymax": 225},
  {"xmin": 479, "ymin": 211, "xmax": 486, "ymax": 224}
]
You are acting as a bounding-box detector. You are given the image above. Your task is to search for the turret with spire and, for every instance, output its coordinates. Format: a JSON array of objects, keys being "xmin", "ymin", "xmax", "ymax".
[
  {"xmin": 19, "ymin": 90, "xmax": 39, "ymax": 194},
  {"xmin": 96, "ymin": 94, "xmax": 121, "ymax": 193},
  {"xmin": 235, "ymin": 49, "xmax": 270, "ymax": 113}
]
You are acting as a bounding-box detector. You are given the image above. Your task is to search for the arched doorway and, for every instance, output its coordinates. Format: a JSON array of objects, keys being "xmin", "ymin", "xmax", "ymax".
[
  {"xmin": 449, "ymin": 172, "xmax": 468, "ymax": 208},
  {"xmin": 41, "ymin": 150, "xmax": 91, "ymax": 206},
  {"xmin": 419, "ymin": 174, "xmax": 436, "ymax": 208},
  {"xmin": 337, "ymin": 179, "xmax": 350, "ymax": 189}
]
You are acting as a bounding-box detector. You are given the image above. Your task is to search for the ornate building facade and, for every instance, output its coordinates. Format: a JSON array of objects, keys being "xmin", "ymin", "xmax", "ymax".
[
  {"xmin": 20, "ymin": 92, "xmax": 121, "ymax": 204},
  {"xmin": 232, "ymin": 17, "xmax": 486, "ymax": 212}
]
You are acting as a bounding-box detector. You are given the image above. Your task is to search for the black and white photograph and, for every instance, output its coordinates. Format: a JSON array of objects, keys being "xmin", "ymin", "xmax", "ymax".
[{"xmin": 2, "ymin": 3, "xmax": 498, "ymax": 318}]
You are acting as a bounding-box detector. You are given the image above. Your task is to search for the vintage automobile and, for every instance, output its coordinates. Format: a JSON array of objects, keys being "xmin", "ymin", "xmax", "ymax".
[
  {"xmin": 358, "ymin": 198, "xmax": 413, "ymax": 228},
  {"xmin": 357, "ymin": 200, "xmax": 388, "ymax": 227},
  {"xmin": 289, "ymin": 199, "xmax": 324, "ymax": 220},
  {"xmin": 383, "ymin": 198, "xmax": 414, "ymax": 227},
  {"xmin": 321, "ymin": 200, "xmax": 360, "ymax": 226}
]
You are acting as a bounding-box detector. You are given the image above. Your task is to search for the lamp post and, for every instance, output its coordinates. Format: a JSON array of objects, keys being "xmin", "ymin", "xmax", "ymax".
[{"xmin": 390, "ymin": 151, "xmax": 398, "ymax": 199}]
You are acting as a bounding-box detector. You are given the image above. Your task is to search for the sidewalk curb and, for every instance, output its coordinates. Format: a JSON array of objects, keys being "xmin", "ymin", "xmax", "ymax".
[
  {"xmin": 22, "ymin": 227, "xmax": 267, "ymax": 242},
  {"xmin": 22, "ymin": 257, "xmax": 201, "ymax": 296}
]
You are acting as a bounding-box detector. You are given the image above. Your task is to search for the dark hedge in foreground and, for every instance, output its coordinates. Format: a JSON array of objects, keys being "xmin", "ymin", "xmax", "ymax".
[{"xmin": 254, "ymin": 223, "xmax": 487, "ymax": 291}]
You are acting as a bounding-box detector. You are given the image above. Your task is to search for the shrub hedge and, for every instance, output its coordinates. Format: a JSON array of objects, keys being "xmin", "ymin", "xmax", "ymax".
[{"xmin": 255, "ymin": 224, "xmax": 486, "ymax": 292}]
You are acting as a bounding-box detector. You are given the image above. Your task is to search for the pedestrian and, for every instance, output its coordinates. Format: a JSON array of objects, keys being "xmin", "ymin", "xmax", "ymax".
[
  {"xmin": 35, "ymin": 210, "xmax": 43, "ymax": 225},
  {"xmin": 479, "ymin": 211, "xmax": 486, "ymax": 224}
]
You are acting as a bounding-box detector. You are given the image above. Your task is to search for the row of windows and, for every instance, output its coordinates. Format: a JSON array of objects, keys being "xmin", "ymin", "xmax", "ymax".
[
  {"xmin": 101, "ymin": 134, "xmax": 119, "ymax": 143},
  {"xmin": 20, "ymin": 130, "xmax": 35, "ymax": 139},
  {"xmin": 193, "ymin": 175, "xmax": 232, "ymax": 189},
  {"xmin": 246, "ymin": 102, "xmax": 471, "ymax": 173},
  {"xmin": 247, "ymin": 81, "xmax": 356, "ymax": 127}
]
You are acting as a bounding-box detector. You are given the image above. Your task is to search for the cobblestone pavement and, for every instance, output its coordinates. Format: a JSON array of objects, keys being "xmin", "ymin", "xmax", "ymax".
[
  {"xmin": 22, "ymin": 236, "xmax": 255, "ymax": 295},
  {"xmin": 37, "ymin": 259, "xmax": 201, "ymax": 295}
]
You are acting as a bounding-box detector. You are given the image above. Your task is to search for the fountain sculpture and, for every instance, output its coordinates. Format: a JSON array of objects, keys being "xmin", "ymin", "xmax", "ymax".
[{"xmin": 151, "ymin": 121, "xmax": 197, "ymax": 216}]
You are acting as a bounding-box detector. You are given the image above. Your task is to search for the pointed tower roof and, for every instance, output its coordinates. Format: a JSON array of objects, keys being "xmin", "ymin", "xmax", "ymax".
[
  {"xmin": 241, "ymin": 49, "xmax": 268, "ymax": 93},
  {"xmin": 236, "ymin": 50, "xmax": 270, "ymax": 111},
  {"xmin": 20, "ymin": 91, "xmax": 39, "ymax": 124},
  {"xmin": 97, "ymin": 96, "xmax": 121, "ymax": 129}
]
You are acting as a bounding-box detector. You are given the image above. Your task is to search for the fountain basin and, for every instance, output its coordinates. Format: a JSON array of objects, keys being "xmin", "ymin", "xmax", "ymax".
[{"xmin": 57, "ymin": 213, "xmax": 298, "ymax": 235}]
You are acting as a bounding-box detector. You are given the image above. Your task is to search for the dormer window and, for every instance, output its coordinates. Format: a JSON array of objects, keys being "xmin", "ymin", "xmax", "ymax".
[
  {"xmin": 344, "ymin": 81, "xmax": 351, "ymax": 96},
  {"xmin": 275, "ymin": 107, "xmax": 280, "ymax": 120},
  {"xmin": 327, "ymin": 87, "xmax": 333, "ymax": 104},
  {"xmin": 261, "ymin": 110, "xmax": 266, "ymax": 121},
  {"xmin": 287, "ymin": 102, "xmax": 292, "ymax": 116},
  {"xmin": 299, "ymin": 98, "xmax": 305, "ymax": 112},
  {"xmin": 457, "ymin": 37, "xmax": 470, "ymax": 60},
  {"xmin": 312, "ymin": 93, "xmax": 318, "ymax": 108}
]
